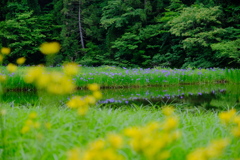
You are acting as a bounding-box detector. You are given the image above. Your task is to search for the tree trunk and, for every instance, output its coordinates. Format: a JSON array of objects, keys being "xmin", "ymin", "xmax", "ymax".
[{"xmin": 78, "ymin": 0, "xmax": 85, "ymax": 49}]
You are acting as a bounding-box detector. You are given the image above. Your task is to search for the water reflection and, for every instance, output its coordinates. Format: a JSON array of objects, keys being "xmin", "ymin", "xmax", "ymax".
[{"xmin": 1, "ymin": 84, "xmax": 240, "ymax": 109}]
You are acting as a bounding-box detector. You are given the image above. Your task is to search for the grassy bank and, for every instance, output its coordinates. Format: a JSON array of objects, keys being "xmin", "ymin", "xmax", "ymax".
[
  {"xmin": 0, "ymin": 104, "xmax": 239, "ymax": 160},
  {"xmin": 1, "ymin": 66, "xmax": 240, "ymax": 90}
]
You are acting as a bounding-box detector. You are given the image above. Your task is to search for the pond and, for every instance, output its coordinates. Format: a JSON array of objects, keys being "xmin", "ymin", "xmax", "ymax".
[{"xmin": 2, "ymin": 84, "xmax": 240, "ymax": 109}]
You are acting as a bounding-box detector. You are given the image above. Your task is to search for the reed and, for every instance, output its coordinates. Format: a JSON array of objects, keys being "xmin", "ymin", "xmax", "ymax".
[{"xmin": 1, "ymin": 66, "xmax": 239, "ymax": 91}]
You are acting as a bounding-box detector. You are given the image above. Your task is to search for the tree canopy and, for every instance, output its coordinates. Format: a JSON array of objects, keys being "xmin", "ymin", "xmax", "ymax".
[{"xmin": 0, "ymin": 0, "xmax": 239, "ymax": 68}]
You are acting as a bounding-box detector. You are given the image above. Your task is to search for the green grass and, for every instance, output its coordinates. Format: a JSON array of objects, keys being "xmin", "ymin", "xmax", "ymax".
[
  {"xmin": 1, "ymin": 66, "xmax": 240, "ymax": 90},
  {"xmin": 0, "ymin": 103, "xmax": 239, "ymax": 160}
]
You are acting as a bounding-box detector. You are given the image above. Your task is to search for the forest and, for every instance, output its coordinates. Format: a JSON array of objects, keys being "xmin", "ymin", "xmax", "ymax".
[{"xmin": 0, "ymin": 0, "xmax": 240, "ymax": 68}]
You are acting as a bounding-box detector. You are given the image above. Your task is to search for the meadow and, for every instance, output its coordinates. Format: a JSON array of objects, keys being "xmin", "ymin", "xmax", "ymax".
[
  {"xmin": 1, "ymin": 103, "xmax": 240, "ymax": 160},
  {"xmin": 0, "ymin": 65, "xmax": 240, "ymax": 160},
  {"xmin": 0, "ymin": 44, "xmax": 240, "ymax": 160},
  {"xmin": 2, "ymin": 66, "xmax": 240, "ymax": 91}
]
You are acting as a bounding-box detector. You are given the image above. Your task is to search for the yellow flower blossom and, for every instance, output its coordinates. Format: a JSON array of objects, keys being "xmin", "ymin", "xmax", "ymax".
[
  {"xmin": 89, "ymin": 139, "xmax": 106, "ymax": 150},
  {"xmin": 25, "ymin": 119, "xmax": 34, "ymax": 126},
  {"xmin": 1, "ymin": 47, "xmax": 11, "ymax": 55},
  {"xmin": 36, "ymin": 73, "xmax": 50, "ymax": 88},
  {"xmin": 63, "ymin": 62, "xmax": 80, "ymax": 76},
  {"xmin": 40, "ymin": 42, "xmax": 60, "ymax": 55},
  {"xmin": 33, "ymin": 122, "xmax": 41, "ymax": 129},
  {"xmin": 0, "ymin": 75, "xmax": 7, "ymax": 82},
  {"xmin": 6, "ymin": 63, "xmax": 17, "ymax": 73},
  {"xmin": 187, "ymin": 138, "xmax": 229, "ymax": 160},
  {"xmin": 77, "ymin": 106, "xmax": 89, "ymax": 116},
  {"xmin": 106, "ymin": 133, "xmax": 123, "ymax": 149},
  {"xmin": 0, "ymin": 54, "xmax": 4, "ymax": 62},
  {"xmin": 162, "ymin": 105, "xmax": 175, "ymax": 116},
  {"xmin": 88, "ymin": 83, "xmax": 100, "ymax": 91},
  {"xmin": 205, "ymin": 138, "xmax": 230, "ymax": 158},
  {"xmin": 123, "ymin": 126, "xmax": 140, "ymax": 137},
  {"xmin": 93, "ymin": 91, "xmax": 102, "ymax": 99},
  {"xmin": 16, "ymin": 57, "xmax": 26, "ymax": 65},
  {"xmin": 233, "ymin": 116, "xmax": 240, "ymax": 126},
  {"xmin": 21, "ymin": 126, "xmax": 30, "ymax": 134},
  {"xmin": 187, "ymin": 147, "xmax": 207, "ymax": 160},
  {"xmin": 84, "ymin": 96, "xmax": 96, "ymax": 105},
  {"xmin": 29, "ymin": 112, "xmax": 38, "ymax": 119},
  {"xmin": 231, "ymin": 127, "xmax": 240, "ymax": 137},
  {"xmin": 156, "ymin": 150, "xmax": 170, "ymax": 160},
  {"xmin": 219, "ymin": 109, "xmax": 237, "ymax": 124},
  {"xmin": 162, "ymin": 116, "xmax": 179, "ymax": 131},
  {"xmin": 67, "ymin": 148, "xmax": 81, "ymax": 160},
  {"xmin": 67, "ymin": 96, "xmax": 86, "ymax": 109},
  {"xmin": 24, "ymin": 66, "xmax": 45, "ymax": 83}
]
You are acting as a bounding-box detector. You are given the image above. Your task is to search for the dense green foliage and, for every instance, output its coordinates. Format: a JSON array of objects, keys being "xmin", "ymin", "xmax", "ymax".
[{"xmin": 0, "ymin": 0, "xmax": 240, "ymax": 68}]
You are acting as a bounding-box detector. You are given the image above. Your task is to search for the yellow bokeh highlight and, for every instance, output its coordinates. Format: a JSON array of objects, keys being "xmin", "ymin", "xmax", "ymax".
[
  {"xmin": 106, "ymin": 133, "xmax": 123, "ymax": 149},
  {"xmin": 0, "ymin": 55, "xmax": 4, "ymax": 62},
  {"xmin": 40, "ymin": 42, "xmax": 60, "ymax": 55},
  {"xmin": 219, "ymin": 109, "xmax": 237, "ymax": 124},
  {"xmin": 16, "ymin": 57, "xmax": 26, "ymax": 65},
  {"xmin": 187, "ymin": 138, "xmax": 230, "ymax": 160},
  {"xmin": 1, "ymin": 47, "xmax": 11, "ymax": 55},
  {"xmin": 0, "ymin": 75, "xmax": 7, "ymax": 82},
  {"xmin": 63, "ymin": 62, "xmax": 80, "ymax": 76},
  {"xmin": 6, "ymin": 63, "xmax": 17, "ymax": 73},
  {"xmin": 88, "ymin": 83, "xmax": 100, "ymax": 91}
]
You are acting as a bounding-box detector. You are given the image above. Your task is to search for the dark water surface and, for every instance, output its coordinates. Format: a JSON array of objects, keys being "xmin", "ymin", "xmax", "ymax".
[{"xmin": 2, "ymin": 84, "xmax": 240, "ymax": 109}]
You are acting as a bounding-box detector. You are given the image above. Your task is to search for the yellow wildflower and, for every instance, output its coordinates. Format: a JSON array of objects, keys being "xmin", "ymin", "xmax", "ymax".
[
  {"xmin": 77, "ymin": 106, "xmax": 89, "ymax": 116},
  {"xmin": 89, "ymin": 139, "xmax": 106, "ymax": 150},
  {"xmin": 24, "ymin": 66, "xmax": 45, "ymax": 84},
  {"xmin": 1, "ymin": 47, "xmax": 11, "ymax": 55},
  {"xmin": 67, "ymin": 148, "xmax": 81, "ymax": 160},
  {"xmin": 36, "ymin": 73, "xmax": 50, "ymax": 88},
  {"xmin": 205, "ymin": 138, "xmax": 230, "ymax": 158},
  {"xmin": 162, "ymin": 116, "xmax": 179, "ymax": 131},
  {"xmin": 29, "ymin": 112, "xmax": 38, "ymax": 119},
  {"xmin": 187, "ymin": 147, "xmax": 207, "ymax": 160},
  {"xmin": 162, "ymin": 105, "xmax": 175, "ymax": 116},
  {"xmin": 16, "ymin": 57, "xmax": 26, "ymax": 65},
  {"xmin": 231, "ymin": 127, "xmax": 240, "ymax": 137},
  {"xmin": 6, "ymin": 63, "xmax": 17, "ymax": 73},
  {"xmin": 84, "ymin": 95, "xmax": 96, "ymax": 105},
  {"xmin": 187, "ymin": 138, "xmax": 229, "ymax": 160},
  {"xmin": 33, "ymin": 122, "xmax": 41, "ymax": 129},
  {"xmin": 146, "ymin": 121, "xmax": 160, "ymax": 131},
  {"xmin": 40, "ymin": 42, "xmax": 60, "ymax": 55},
  {"xmin": 156, "ymin": 150, "xmax": 170, "ymax": 160},
  {"xmin": 106, "ymin": 133, "xmax": 123, "ymax": 149},
  {"xmin": 88, "ymin": 83, "xmax": 100, "ymax": 91},
  {"xmin": 233, "ymin": 116, "xmax": 240, "ymax": 126},
  {"xmin": 66, "ymin": 96, "xmax": 86, "ymax": 109},
  {"xmin": 219, "ymin": 109, "xmax": 237, "ymax": 124},
  {"xmin": 123, "ymin": 126, "xmax": 140, "ymax": 137},
  {"xmin": 25, "ymin": 119, "xmax": 34, "ymax": 126},
  {"xmin": 0, "ymin": 75, "xmax": 7, "ymax": 82},
  {"xmin": 21, "ymin": 126, "xmax": 30, "ymax": 134},
  {"xmin": 93, "ymin": 91, "xmax": 102, "ymax": 99},
  {"xmin": 63, "ymin": 62, "xmax": 80, "ymax": 76},
  {"xmin": 0, "ymin": 54, "xmax": 4, "ymax": 62}
]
